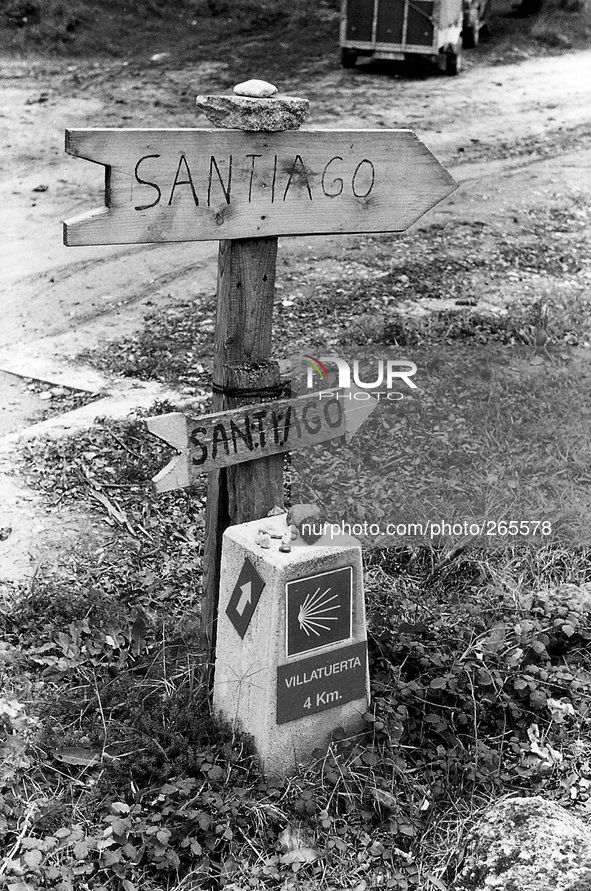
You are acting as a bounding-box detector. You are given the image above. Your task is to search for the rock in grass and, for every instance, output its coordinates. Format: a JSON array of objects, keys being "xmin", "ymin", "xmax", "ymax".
[
  {"xmin": 453, "ymin": 796, "xmax": 591, "ymax": 891},
  {"xmin": 233, "ymin": 79, "xmax": 278, "ymax": 98}
]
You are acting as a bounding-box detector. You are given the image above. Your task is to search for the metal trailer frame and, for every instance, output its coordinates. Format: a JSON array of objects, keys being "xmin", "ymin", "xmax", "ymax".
[{"xmin": 340, "ymin": 0, "xmax": 464, "ymax": 74}]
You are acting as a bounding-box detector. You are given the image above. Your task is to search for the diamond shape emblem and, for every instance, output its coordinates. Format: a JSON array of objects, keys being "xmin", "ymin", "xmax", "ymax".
[{"xmin": 226, "ymin": 558, "xmax": 265, "ymax": 638}]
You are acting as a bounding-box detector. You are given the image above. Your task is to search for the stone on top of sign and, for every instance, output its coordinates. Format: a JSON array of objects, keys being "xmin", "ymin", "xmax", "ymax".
[
  {"xmin": 233, "ymin": 79, "xmax": 278, "ymax": 98},
  {"xmin": 196, "ymin": 92, "xmax": 310, "ymax": 131}
]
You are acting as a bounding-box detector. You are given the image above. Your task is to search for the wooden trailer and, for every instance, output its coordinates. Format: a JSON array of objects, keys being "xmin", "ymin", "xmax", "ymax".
[{"xmin": 340, "ymin": 0, "xmax": 465, "ymax": 74}]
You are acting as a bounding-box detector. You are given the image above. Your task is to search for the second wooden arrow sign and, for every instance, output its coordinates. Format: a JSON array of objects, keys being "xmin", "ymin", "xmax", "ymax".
[{"xmin": 146, "ymin": 389, "xmax": 376, "ymax": 492}]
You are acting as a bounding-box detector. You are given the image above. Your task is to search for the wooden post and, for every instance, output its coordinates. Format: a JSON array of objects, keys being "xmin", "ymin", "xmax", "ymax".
[{"xmin": 198, "ymin": 84, "xmax": 310, "ymax": 672}]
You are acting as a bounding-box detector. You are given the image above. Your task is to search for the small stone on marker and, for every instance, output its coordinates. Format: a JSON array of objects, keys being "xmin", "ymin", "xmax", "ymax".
[
  {"xmin": 279, "ymin": 531, "xmax": 292, "ymax": 553},
  {"xmin": 233, "ymin": 79, "xmax": 278, "ymax": 98},
  {"xmin": 257, "ymin": 522, "xmax": 282, "ymax": 539}
]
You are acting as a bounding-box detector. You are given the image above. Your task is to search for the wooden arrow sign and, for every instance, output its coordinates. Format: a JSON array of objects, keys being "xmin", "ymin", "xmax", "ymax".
[
  {"xmin": 63, "ymin": 129, "xmax": 457, "ymax": 246},
  {"xmin": 145, "ymin": 389, "xmax": 376, "ymax": 493}
]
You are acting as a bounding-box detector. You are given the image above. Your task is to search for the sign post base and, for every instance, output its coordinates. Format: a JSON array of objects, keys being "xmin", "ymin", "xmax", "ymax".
[{"xmin": 213, "ymin": 515, "xmax": 370, "ymax": 777}]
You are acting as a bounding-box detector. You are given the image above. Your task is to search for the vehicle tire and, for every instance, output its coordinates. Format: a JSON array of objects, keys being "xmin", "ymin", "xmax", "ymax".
[
  {"xmin": 341, "ymin": 48, "xmax": 358, "ymax": 68},
  {"xmin": 404, "ymin": 54, "xmax": 427, "ymax": 77},
  {"xmin": 445, "ymin": 47, "xmax": 462, "ymax": 74},
  {"xmin": 462, "ymin": 18, "xmax": 479, "ymax": 48}
]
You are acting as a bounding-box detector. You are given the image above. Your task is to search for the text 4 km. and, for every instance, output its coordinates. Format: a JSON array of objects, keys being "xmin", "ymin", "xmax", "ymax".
[{"xmin": 303, "ymin": 690, "xmax": 342, "ymax": 709}]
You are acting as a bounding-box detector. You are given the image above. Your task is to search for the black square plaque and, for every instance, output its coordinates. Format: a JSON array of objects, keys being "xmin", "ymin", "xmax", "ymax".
[{"xmin": 285, "ymin": 566, "xmax": 353, "ymax": 657}]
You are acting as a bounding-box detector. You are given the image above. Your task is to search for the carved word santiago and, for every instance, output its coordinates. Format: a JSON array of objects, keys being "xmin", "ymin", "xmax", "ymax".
[
  {"xmin": 63, "ymin": 130, "xmax": 458, "ymax": 244},
  {"xmin": 145, "ymin": 389, "xmax": 376, "ymax": 491},
  {"xmin": 134, "ymin": 151, "xmax": 376, "ymax": 212},
  {"xmin": 188, "ymin": 395, "xmax": 343, "ymax": 467}
]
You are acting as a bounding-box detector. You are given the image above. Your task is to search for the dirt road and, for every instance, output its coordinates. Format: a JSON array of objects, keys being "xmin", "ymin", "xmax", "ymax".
[{"xmin": 1, "ymin": 43, "xmax": 590, "ymax": 364}]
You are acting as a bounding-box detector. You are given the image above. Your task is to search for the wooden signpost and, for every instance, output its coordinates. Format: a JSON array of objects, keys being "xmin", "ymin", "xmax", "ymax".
[
  {"xmin": 64, "ymin": 82, "xmax": 457, "ymax": 682},
  {"xmin": 64, "ymin": 129, "xmax": 456, "ymax": 245},
  {"xmin": 145, "ymin": 388, "xmax": 376, "ymax": 492}
]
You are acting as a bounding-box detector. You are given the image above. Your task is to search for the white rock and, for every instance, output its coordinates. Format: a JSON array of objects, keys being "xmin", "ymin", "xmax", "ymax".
[
  {"xmin": 279, "ymin": 530, "xmax": 292, "ymax": 553},
  {"xmin": 255, "ymin": 531, "xmax": 272, "ymax": 549},
  {"xmin": 233, "ymin": 79, "xmax": 278, "ymax": 98},
  {"xmin": 454, "ymin": 796, "xmax": 591, "ymax": 891}
]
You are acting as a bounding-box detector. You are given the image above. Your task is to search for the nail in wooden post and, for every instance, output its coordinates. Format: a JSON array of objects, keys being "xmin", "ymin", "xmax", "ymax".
[{"xmin": 197, "ymin": 82, "xmax": 310, "ymax": 674}]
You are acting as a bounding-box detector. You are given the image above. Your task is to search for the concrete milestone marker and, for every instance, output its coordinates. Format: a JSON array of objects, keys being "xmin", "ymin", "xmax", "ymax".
[{"xmin": 213, "ymin": 514, "xmax": 369, "ymax": 776}]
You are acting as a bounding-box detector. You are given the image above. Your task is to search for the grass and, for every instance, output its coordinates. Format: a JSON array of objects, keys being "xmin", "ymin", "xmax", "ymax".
[
  {"xmin": 291, "ymin": 337, "xmax": 591, "ymax": 549},
  {"xmin": 78, "ymin": 208, "xmax": 591, "ymax": 390},
  {"xmin": 73, "ymin": 205, "xmax": 591, "ymax": 549},
  {"xmin": 1, "ymin": 416, "xmax": 590, "ymax": 889}
]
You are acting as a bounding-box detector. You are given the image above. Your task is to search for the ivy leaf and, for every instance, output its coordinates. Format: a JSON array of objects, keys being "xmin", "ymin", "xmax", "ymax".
[
  {"xmin": 102, "ymin": 849, "xmax": 122, "ymax": 866},
  {"xmin": 277, "ymin": 824, "xmax": 321, "ymax": 865},
  {"xmin": 23, "ymin": 850, "xmax": 43, "ymax": 869},
  {"xmin": 362, "ymin": 751, "xmax": 380, "ymax": 766},
  {"xmin": 73, "ymin": 840, "xmax": 91, "ymax": 860},
  {"xmin": 371, "ymin": 788, "xmax": 397, "ymax": 810},
  {"xmin": 122, "ymin": 843, "xmax": 138, "ymax": 860},
  {"xmin": 156, "ymin": 828, "xmax": 171, "ymax": 845},
  {"xmin": 530, "ymin": 689, "xmax": 547, "ymax": 710},
  {"xmin": 547, "ymin": 697, "xmax": 576, "ymax": 723},
  {"xmin": 111, "ymin": 802, "xmax": 130, "ymax": 814}
]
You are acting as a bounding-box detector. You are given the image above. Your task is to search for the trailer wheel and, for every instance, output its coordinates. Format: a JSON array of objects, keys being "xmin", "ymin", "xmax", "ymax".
[
  {"xmin": 445, "ymin": 47, "xmax": 462, "ymax": 75},
  {"xmin": 462, "ymin": 18, "xmax": 479, "ymax": 48},
  {"xmin": 341, "ymin": 48, "xmax": 358, "ymax": 68}
]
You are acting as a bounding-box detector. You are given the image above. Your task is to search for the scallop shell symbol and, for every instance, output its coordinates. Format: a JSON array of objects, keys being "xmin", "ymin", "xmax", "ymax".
[{"xmin": 297, "ymin": 586, "xmax": 341, "ymax": 637}]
